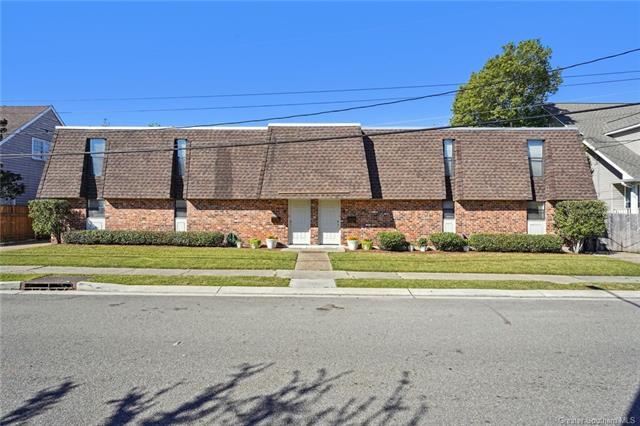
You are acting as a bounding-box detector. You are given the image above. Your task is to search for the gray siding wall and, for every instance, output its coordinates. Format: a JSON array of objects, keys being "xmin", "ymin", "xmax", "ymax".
[
  {"xmin": 587, "ymin": 151, "xmax": 627, "ymax": 212},
  {"xmin": 0, "ymin": 109, "xmax": 62, "ymax": 205}
]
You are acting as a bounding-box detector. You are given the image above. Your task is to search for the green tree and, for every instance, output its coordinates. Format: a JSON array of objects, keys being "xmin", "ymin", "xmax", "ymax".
[
  {"xmin": 451, "ymin": 39, "xmax": 562, "ymax": 127},
  {"xmin": 553, "ymin": 200, "xmax": 607, "ymax": 253},
  {"xmin": 28, "ymin": 199, "xmax": 72, "ymax": 243},
  {"xmin": 0, "ymin": 163, "xmax": 25, "ymax": 200}
]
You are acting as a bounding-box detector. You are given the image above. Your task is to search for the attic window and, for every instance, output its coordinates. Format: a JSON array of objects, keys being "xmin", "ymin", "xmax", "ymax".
[
  {"xmin": 527, "ymin": 140, "xmax": 544, "ymax": 177},
  {"xmin": 175, "ymin": 139, "xmax": 187, "ymax": 176},
  {"xmin": 443, "ymin": 139, "xmax": 454, "ymax": 177},
  {"xmin": 88, "ymin": 138, "xmax": 106, "ymax": 176}
]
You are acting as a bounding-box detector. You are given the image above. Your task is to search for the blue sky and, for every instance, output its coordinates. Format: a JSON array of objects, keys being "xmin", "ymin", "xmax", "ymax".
[{"xmin": 2, "ymin": 1, "xmax": 639, "ymax": 127}]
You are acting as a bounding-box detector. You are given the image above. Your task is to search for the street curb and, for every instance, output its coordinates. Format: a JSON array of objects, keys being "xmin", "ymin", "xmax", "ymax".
[{"xmin": 1, "ymin": 281, "xmax": 638, "ymax": 300}]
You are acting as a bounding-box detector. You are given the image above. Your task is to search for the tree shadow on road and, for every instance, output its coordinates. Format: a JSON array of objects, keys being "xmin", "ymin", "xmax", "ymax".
[
  {"xmin": 103, "ymin": 363, "xmax": 428, "ymax": 425},
  {"xmin": 0, "ymin": 379, "xmax": 78, "ymax": 425}
]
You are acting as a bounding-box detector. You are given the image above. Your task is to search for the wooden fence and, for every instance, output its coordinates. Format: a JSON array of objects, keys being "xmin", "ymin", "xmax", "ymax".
[
  {"xmin": 603, "ymin": 213, "xmax": 640, "ymax": 253},
  {"xmin": 0, "ymin": 205, "xmax": 35, "ymax": 242}
]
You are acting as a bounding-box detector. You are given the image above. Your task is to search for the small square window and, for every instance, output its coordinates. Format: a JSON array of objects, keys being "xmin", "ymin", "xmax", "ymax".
[
  {"xmin": 175, "ymin": 199, "xmax": 187, "ymax": 218},
  {"xmin": 527, "ymin": 201, "xmax": 545, "ymax": 221},
  {"xmin": 443, "ymin": 200, "xmax": 455, "ymax": 219},
  {"xmin": 87, "ymin": 199, "xmax": 105, "ymax": 218}
]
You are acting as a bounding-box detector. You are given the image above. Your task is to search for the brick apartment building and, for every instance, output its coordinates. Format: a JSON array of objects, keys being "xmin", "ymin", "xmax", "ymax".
[{"xmin": 37, "ymin": 124, "xmax": 595, "ymax": 246}]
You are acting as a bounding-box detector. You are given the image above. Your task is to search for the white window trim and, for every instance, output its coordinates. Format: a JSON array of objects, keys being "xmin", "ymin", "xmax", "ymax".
[{"xmin": 31, "ymin": 137, "xmax": 51, "ymax": 161}]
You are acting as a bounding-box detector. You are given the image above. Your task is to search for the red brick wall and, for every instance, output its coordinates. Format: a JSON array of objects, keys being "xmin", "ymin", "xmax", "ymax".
[
  {"xmin": 341, "ymin": 200, "xmax": 442, "ymax": 243},
  {"xmin": 105, "ymin": 199, "xmax": 174, "ymax": 231},
  {"xmin": 188, "ymin": 199, "xmax": 288, "ymax": 243},
  {"xmin": 456, "ymin": 200, "xmax": 528, "ymax": 235},
  {"xmin": 546, "ymin": 201, "xmax": 556, "ymax": 234}
]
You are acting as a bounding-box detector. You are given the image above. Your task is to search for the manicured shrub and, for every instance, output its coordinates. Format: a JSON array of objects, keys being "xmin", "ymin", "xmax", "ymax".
[
  {"xmin": 553, "ymin": 200, "xmax": 607, "ymax": 253},
  {"xmin": 28, "ymin": 199, "xmax": 71, "ymax": 243},
  {"xmin": 377, "ymin": 231, "xmax": 407, "ymax": 251},
  {"xmin": 63, "ymin": 230, "xmax": 225, "ymax": 247},
  {"xmin": 468, "ymin": 233, "xmax": 563, "ymax": 253},
  {"xmin": 429, "ymin": 232, "xmax": 466, "ymax": 251},
  {"xmin": 417, "ymin": 237, "xmax": 429, "ymax": 248}
]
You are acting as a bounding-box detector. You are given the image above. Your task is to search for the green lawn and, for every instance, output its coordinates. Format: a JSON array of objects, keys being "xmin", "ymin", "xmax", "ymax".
[
  {"xmin": 336, "ymin": 279, "xmax": 640, "ymax": 291},
  {"xmin": 0, "ymin": 273, "xmax": 289, "ymax": 287},
  {"xmin": 329, "ymin": 251, "xmax": 640, "ymax": 276},
  {"xmin": 0, "ymin": 245, "xmax": 298, "ymax": 270}
]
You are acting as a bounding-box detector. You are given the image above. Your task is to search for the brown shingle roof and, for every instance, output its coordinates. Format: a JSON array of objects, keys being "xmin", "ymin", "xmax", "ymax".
[
  {"xmin": 102, "ymin": 130, "xmax": 174, "ymax": 198},
  {"xmin": 260, "ymin": 125, "xmax": 371, "ymax": 199},
  {"xmin": 38, "ymin": 125, "xmax": 594, "ymax": 202},
  {"xmin": 186, "ymin": 129, "xmax": 269, "ymax": 199},
  {"xmin": 0, "ymin": 106, "xmax": 49, "ymax": 137},
  {"xmin": 544, "ymin": 131, "xmax": 597, "ymax": 200},
  {"xmin": 362, "ymin": 130, "xmax": 446, "ymax": 199},
  {"xmin": 453, "ymin": 131, "xmax": 532, "ymax": 200},
  {"xmin": 37, "ymin": 129, "xmax": 86, "ymax": 198}
]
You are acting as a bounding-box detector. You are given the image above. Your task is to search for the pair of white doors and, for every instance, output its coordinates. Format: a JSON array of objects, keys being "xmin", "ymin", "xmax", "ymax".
[{"xmin": 288, "ymin": 200, "xmax": 340, "ymax": 245}]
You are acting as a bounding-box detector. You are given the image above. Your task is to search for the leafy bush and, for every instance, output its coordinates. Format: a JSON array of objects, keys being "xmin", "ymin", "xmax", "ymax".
[
  {"xmin": 429, "ymin": 232, "xmax": 466, "ymax": 251},
  {"xmin": 28, "ymin": 199, "xmax": 71, "ymax": 243},
  {"xmin": 63, "ymin": 230, "xmax": 225, "ymax": 247},
  {"xmin": 377, "ymin": 231, "xmax": 407, "ymax": 251},
  {"xmin": 553, "ymin": 200, "xmax": 607, "ymax": 253},
  {"xmin": 417, "ymin": 237, "xmax": 429, "ymax": 247},
  {"xmin": 468, "ymin": 233, "xmax": 563, "ymax": 253}
]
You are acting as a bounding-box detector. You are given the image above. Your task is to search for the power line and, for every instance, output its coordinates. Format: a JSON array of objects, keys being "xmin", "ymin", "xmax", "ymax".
[
  {"xmin": 55, "ymin": 77, "xmax": 640, "ymax": 115},
  {"xmin": 1, "ymin": 103, "xmax": 638, "ymax": 159},
  {"xmin": 4, "ymin": 68, "xmax": 640, "ymax": 103}
]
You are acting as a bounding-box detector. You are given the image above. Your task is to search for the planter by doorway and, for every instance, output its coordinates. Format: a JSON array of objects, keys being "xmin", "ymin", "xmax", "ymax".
[
  {"xmin": 266, "ymin": 237, "xmax": 278, "ymax": 249},
  {"xmin": 346, "ymin": 238, "xmax": 359, "ymax": 251}
]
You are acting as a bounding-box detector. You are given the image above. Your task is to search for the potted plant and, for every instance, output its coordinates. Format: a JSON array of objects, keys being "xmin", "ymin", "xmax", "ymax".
[
  {"xmin": 361, "ymin": 239, "xmax": 373, "ymax": 250},
  {"xmin": 417, "ymin": 237, "xmax": 428, "ymax": 252},
  {"xmin": 266, "ymin": 235, "xmax": 278, "ymax": 249},
  {"xmin": 249, "ymin": 238, "xmax": 261, "ymax": 249},
  {"xmin": 407, "ymin": 242, "xmax": 415, "ymax": 252},
  {"xmin": 226, "ymin": 232, "xmax": 242, "ymax": 248},
  {"xmin": 236, "ymin": 239, "xmax": 243, "ymax": 248},
  {"xmin": 346, "ymin": 236, "xmax": 359, "ymax": 250}
]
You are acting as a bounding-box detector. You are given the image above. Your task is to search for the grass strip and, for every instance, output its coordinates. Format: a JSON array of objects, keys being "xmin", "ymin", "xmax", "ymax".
[{"xmin": 335, "ymin": 279, "xmax": 640, "ymax": 291}]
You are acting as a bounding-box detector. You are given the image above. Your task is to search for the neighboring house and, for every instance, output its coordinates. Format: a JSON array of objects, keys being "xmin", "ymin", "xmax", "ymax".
[
  {"xmin": 37, "ymin": 124, "xmax": 594, "ymax": 246},
  {"xmin": 0, "ymin": 105, "xmax": 64, "ymax": 205},
  {"xmin": 544, "ymin": 103, "xmax": 640, "ymax": 214}
]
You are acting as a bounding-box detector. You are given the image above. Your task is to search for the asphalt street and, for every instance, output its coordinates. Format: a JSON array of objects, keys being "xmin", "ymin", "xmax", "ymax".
[{"xmin": 1, "ymin": 293, "xmax": 639, "ymax": 425}]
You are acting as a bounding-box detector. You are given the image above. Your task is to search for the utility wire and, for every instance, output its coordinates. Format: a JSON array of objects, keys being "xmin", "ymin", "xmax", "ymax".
[
  {"xmin": 1, "ymin": 103, "xmax": 638, "ymax": 159},
  {"xmin": 55, "ymin": 77, "xmax": 640, "ymax": 115},
  {"xmin": 4, "ymin": 67, "xmax": 640, "ymax": 103}
]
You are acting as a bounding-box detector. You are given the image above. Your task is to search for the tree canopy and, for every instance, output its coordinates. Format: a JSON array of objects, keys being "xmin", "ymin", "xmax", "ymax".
[
  {"xmin": 0, "ymin": 163, "xmax": 25, "ymax": 200},
  {"xmin": 451, "ymin": 39, "xmax": 562, "ymax": 127}
]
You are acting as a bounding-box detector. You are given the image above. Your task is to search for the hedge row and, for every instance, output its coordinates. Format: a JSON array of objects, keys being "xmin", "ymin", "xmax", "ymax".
[
  {"xmin": 468, "ymin": 233, "xmax": 563, "ymax": 253},
  {"xmin": 63, "ymin": 230, "xmax": 225, "ymax": 247}
]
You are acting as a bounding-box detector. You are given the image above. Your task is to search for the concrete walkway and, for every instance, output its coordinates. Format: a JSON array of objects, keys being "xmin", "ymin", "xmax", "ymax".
[
  {"xmin": 3, "ymin": 264, "xmax": 640, "ymax": 284},
  {"xmin": 291, "ymin": 251, "xmax": 336, "ymax": 288}
]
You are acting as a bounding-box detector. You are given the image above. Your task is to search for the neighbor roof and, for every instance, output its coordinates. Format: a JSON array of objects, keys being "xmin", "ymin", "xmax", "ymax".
[
  {"xmin": 38, "ymin": 125, "xmax": 593, "ymax": 201},
  {"xmin": 0, "ymin": 106, "xmax": 50, "ymax": 136},
  {"xmin": 545, "ymin": 103, "xmax": 640, "ymax": 179}
]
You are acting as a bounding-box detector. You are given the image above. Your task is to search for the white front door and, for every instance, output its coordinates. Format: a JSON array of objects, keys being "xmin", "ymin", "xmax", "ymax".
[
  {"xmin": 319, "ymin": 200, "xmax": 341, "ymax": 245},
  {"xmin": 288, "ymin": 200, "xmax": 311, "ymax": 245}
]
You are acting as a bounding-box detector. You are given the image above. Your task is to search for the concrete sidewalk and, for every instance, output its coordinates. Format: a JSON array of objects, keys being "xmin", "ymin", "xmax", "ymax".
[
  {"xmin": 3, "ymin": 265, "xmax": 640, "ymax": 284},
  {"xmin": 1, "ymin": 280, "xmax": 639, "ymax": 300}
]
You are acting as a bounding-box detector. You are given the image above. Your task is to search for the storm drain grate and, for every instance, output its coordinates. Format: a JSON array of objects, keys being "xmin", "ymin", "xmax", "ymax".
[{"xmin": 21, "ymin": 275, "xmax": 86, "ymax": 291}]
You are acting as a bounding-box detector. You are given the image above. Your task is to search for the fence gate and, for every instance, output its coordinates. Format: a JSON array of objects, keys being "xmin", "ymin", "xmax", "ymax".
[{"xmin": 0, "ymin": 206, "xmax": 35, "ymax": 242}]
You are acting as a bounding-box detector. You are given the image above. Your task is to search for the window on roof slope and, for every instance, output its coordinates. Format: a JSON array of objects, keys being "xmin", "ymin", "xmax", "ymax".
[
  {"xmin": 175, "ymin": 139, "xmax": 187, "ymax": 176},
  {"xmin": 527, "ymin": 140, "xmax": 544, "ymax": 177},
  {"xmin": 443, "ymin": 139, "xmax": 454, "ymax": 177},
  {"xmin": 88, "ymin": 138, "xmax": 106, "ymax": 176}
]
